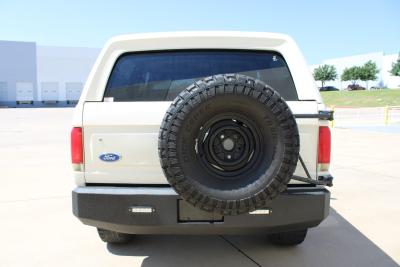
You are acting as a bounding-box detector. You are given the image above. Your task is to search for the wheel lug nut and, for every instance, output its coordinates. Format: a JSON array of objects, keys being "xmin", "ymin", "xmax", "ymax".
[
  {"xmin": 227, "ymin": 155, "xmax": 232, "ymax": 159},
  {"xmin": 220, "ymin": 135, "xmax": 225, "ymax": 139}
]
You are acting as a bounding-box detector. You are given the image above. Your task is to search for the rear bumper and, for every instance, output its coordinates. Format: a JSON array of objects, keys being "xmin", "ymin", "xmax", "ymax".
[{"xmin": 72, "ymin": 186, "xmax": 330, "ymax": 235}]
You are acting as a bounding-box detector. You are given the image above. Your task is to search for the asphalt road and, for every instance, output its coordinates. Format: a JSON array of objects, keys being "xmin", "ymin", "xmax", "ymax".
[{"xmin": 0, "ymin": 108, "xmax": 399, "ymax": 267}]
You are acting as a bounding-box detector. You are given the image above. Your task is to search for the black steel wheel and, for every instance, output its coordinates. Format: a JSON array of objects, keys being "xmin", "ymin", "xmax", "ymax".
[{"xmin": 198, "ymin": 115, "xmax": 260, "ymax": 177}]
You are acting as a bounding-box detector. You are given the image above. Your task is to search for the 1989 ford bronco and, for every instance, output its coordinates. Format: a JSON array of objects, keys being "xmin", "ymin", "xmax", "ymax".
[{"xmin": 71, "ymin": 32, "xmax": 333, "ymax": 246}]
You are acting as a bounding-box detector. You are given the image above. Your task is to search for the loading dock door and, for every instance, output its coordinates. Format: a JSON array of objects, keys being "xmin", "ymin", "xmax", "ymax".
[
  {"xmin": 66, "ymin": 82, "xmax": 83, "ymax": 101},
  {"xmin": 16, "ymin": 82, "xmax": 34, "ymax": 102},
  {"xmin": 41, "ymin": 82, "xmax": 59, "ymax": 101},
  {"xmin": 0, "ymin": 82, "xmax": 7, "ymax": 101}
]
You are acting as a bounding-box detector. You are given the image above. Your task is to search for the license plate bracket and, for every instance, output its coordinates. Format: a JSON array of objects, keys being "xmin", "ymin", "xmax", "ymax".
[{"xmin": 177, "ymin": 200, "xmax": 224, "ymax": 223}]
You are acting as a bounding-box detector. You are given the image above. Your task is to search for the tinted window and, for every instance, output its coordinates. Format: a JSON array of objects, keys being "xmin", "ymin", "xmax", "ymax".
[{"xmin": 105, "ymin": 50, "xmax": 297, "ymax": 101}]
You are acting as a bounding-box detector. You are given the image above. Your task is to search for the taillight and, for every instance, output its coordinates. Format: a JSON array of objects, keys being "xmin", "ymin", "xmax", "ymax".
[
  {"xmin": 318, "ymin": 126, "xmax": 331, "ymax": 170},
  {"xmin": 71, "ymin": 127, "xmax": 83, "ymax": 164}
]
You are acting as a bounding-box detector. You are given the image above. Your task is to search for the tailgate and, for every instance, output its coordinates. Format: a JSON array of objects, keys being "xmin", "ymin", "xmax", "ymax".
[{"xmin": 82, "ymin": 101, "xmax": 319, "ymax": 184}]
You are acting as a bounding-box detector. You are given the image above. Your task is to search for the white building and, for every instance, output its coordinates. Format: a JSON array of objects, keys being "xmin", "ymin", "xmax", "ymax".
[
  {"xmin": 310, "ymin": 52, "xmax": 400, "ymax": 90},
  {"xmin": 36, "ymin": 46, "xmax": 100, "ymax": 104},
  {"xmin": 0, "ymin": 40, "xmax": 100, "ymax": 107}
]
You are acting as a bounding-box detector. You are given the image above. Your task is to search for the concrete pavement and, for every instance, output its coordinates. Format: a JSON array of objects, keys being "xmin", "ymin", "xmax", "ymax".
[{"xmin": 0, "ymin": 108, "xmax": 399, "ymax": 267}]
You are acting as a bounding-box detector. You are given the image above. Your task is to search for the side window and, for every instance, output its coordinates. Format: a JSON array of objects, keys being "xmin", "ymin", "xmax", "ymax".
[{"xmin": 104, "ymin": 50, "xmax": 298, "ymax": 101}]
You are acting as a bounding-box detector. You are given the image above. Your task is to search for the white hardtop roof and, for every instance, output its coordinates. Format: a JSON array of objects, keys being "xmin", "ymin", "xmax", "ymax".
[
  {"xmin": 108, "ymin": 31, "xmax": 292, "ymax": 42},
  {"xmin": 104, "ymin": 31, "xmax": 294, "ymax": 52},
  {"xmin": 75, "ymin": 31, "xmax": 322, "ymax": 105}
]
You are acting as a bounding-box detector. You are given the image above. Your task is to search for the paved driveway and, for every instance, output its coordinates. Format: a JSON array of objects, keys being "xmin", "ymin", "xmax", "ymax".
[{"xmin": 0, "ymin": 108, "xmax": 399, "ymax": 267}]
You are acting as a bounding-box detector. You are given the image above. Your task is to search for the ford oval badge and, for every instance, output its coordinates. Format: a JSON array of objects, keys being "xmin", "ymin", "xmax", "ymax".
[{"xmin": 99, "ymin": 153, "xmax": 120, "ymax": 162}]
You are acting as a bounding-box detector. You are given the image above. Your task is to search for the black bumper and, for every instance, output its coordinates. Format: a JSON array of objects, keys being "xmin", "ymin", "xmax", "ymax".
[{"xmin": 72, "ymin": 186, "xmax": 330, "ymax": 235}]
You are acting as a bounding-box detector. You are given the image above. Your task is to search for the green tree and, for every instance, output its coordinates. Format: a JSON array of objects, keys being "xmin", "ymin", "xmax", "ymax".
[
  {"xmin": 359, "ymin": 60, "xmax": 379, "ymax": 89},
  {"xmin": 313, "ymin": 64, "xmax": 338, "ymax": 88},
  {"xmin": 341, "ymin": 66, "xmax": 361, "ymax": 85},
  {"xmin": 390, "ymin": 54, "xmax": 400, "ymax": 76}
]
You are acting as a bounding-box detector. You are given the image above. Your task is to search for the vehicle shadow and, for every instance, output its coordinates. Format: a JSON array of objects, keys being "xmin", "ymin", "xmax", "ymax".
[{"xmin": 107, "ymin": 208, "xmax": 399, "ymax": 267}]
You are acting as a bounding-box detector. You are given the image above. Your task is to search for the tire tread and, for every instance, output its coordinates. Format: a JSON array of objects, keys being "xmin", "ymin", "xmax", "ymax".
[{"xmin": 159, "ymin": 74, "xmax": 300, "ymax": 215}]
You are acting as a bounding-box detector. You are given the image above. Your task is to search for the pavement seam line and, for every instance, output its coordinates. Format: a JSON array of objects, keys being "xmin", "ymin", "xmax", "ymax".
[{"xmin": 219, "ymin": 235, "xmax": 262, "ymax": 267}]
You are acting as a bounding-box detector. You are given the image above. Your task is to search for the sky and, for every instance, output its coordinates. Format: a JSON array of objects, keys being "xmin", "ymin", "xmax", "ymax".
[{"xmin": 1, "ymin": 0, "xmax": 399, "ymax": 64}]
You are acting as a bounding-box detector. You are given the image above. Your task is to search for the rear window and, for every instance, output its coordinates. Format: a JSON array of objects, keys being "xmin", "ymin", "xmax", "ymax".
[{"xmin": 104, "ymin": 50, "xmax": 298, "ymax": 101}]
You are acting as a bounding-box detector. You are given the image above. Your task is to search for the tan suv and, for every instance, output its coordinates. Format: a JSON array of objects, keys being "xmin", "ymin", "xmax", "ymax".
[{"xmin": 71, "ymin": 32, "xmax": 333, "ymax": 245}]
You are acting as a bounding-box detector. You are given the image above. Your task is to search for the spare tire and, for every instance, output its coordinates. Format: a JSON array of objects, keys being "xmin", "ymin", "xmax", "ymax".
[{"xmin": 159, "ymin": 74, "xmax": 299, "ymax": 215}]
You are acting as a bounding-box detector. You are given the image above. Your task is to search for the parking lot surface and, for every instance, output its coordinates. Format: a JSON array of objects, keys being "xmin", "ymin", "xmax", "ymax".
[{"xmin": 0, "ymin": 108, "xmax": 399, "ymax": 267}]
